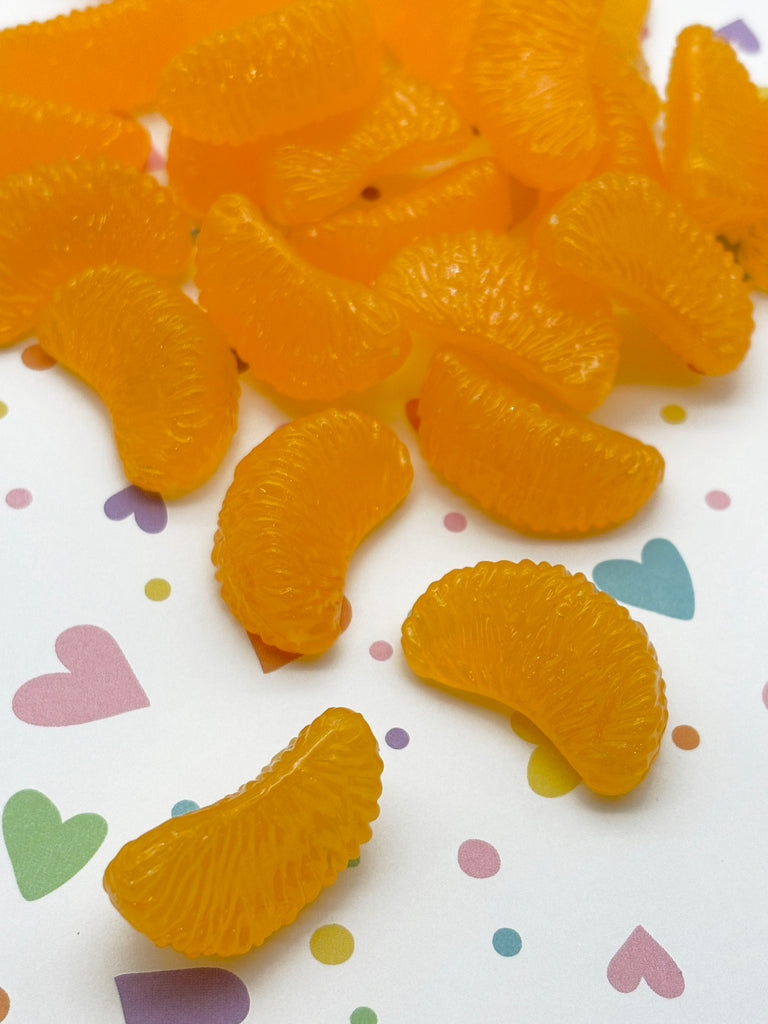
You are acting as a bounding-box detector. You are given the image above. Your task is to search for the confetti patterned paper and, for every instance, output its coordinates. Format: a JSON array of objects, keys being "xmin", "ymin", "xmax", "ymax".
[{"xmin": 1, "ymin": 1, "xmax": 768, "ymax": 1021}]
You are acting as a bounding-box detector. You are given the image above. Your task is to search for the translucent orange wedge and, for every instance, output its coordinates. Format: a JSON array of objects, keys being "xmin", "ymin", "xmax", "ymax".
[
  {"xmin": 417, "ymin": 348, "xmax": 664, "ymax": 535},
  {"xmin": 0, "ymin": 158, "xmax": 193, "ymax": 347},
  {"xmin": 286, "ymin": 157, "xmax": 514, "ymax": 283},
  {"xmin": 36, "ymin": 267, "xmax": 239, "ymax": 499},
  {"xmin": 463, "ymin": 0, "xmax": 604, "ymax": 190},
  {"xmin": 257, "ymin": 62, "xmax": 474, "ymax": 225},
  {"xmin": 212, "ymin": 409, "xmax": 413, "ymax": 653},
  {"xmin": 157, "ymin": 0, "xmax": 382, "ymax": 144},
  {"xmin": 536, "ymin": 172, "xmax": 753, "ymax": 375},
  {"xmin": 401, "ymin": 560, "xmax": 667, "ymax": 796},
  {"xmin": 0, "ymin": 92, "xmax": 150, "ymax": 176},
  {"xmin": 664, "ymin": 24, "xmax": 768, "ymax": 233},
  {"xmin": 0, "ymin": 0, "xmax": 186, "ymax": 113},
  {"xmin": 104, "ymin": 707, "xmax": 382, "ymax": 958},
  {"xmin": 195, "ymin": 194, "xmax": 410, "ymax": 399},
  {"xmin": 376, "ymin": 230, "xmax": 620, "ymax": 411},
  {"xmin": 591, "ymin": 80, "xmax": 664, "ymax": 180}
]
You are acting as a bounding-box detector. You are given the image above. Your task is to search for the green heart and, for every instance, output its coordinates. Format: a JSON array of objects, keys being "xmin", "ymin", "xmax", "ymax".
[{"xmin": 3, "ymin": 789, "xmax": 108, "ymax": 901}]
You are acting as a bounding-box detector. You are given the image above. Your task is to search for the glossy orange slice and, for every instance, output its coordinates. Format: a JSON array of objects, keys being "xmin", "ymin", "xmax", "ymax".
[
  {"xmin": 104, "ymin": 707, "xmax": 383, "ymax": 957},
  {"xmin": 36, "ymin": 267, "xmax": 239, "ymax": 499},
  {"xmin": 212, "ymin": 409, "xmax": 413, "ymax": 653},
  {"xmin": 286, "ymin": 157, "xmax": 514, "ymax": 283},
  {"xmin": 157, "ymin": 0, "xmax": 381, "ymax": 144},
  {"xmin": 401, "ymin": 560, "xmax": 667, "ymax": 796},
  {"xmin": 417, "ymin": 348, "xmax": 664, "ymax": 535},
  {"xmin": 0, "ymin": 0, "xmax": 186, "ymax": 113},
  {"xmin": 464, "ymin": 0, "xmax": 604, "ymax": 190},
  {"xmin": 195, "ymin": 194, "xmax": 409, "ymax": 399},
  {"xmin": 0, "ymin": 158, "xmax": 193, "ymax": 347},
  {"xmin": 591, "ymin": 80, "xmax": 663, "ymax": 179},
  {"xmin": 664, "ymin": 24, "xmax": 768, "ymax": 233},
  {"xmin": 536, "ymin": 172, "xmax": 753, "ymax": 375},
  {"xmin": 0, "ymin": 92, "xmax": 150, "ymax": 176},
  {"xmin": 258, "ymin": 62, "xmax": 473, "ymax": 225},
  {"xmin": 376, "ymin": 230, "xmax": 620, "ymax": 411}
]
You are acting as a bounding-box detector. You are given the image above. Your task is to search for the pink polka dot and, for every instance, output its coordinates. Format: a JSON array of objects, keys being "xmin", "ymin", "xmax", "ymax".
[
  {"xmin": 705, "ymin": 490, "xmax": 731, "ymax": 510},
  {"xmin": 457, "ymin": 839, "xmax": 501, "ymax": 878},
  {"xmin": 443, "ymin": 512, "xmax": 467, "ymax": 532},
  {"xmin": 762, "ymin": 681, "xmax": 768, "ymax": 710},
  {"xmin": 369, "ymin": 641, "xmax": 393, "ymax": 661},
  {"xmin": 5, "ymin": 488, "xmax": 32, "ymax": 509},
  {"xmin": 146, "ymin": 146, "xmax": 166, "ymax": 172}
]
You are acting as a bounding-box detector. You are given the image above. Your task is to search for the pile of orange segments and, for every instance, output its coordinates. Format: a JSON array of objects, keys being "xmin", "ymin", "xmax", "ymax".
[{"xmin": 0, "ymin": 0, "xmax": 763, "ymax": 956}]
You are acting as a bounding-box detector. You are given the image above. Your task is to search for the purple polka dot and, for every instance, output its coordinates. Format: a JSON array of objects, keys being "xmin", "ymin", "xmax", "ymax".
[
  {"xmin": 705, "ymin": 490, "xmax": 731, "ymax": 510},
  {"xmin": 385, "ymin": 727, "xmax": 409, "ymax": 749},
  {"xmin": 457, "ymin": 839, "xmax": 501, "ymax": 878},
  {"xmin": 443, "ymin": 512, "xmax": 467, "ymax": 532},
  {"xmin": 369, "ymin": 641, "xmax": 393, "ymax": 661},
  {"xmin": 762, "ymin": 681, "xmax": 768, "ymax": 710},
  {"xmin": 5, "ymin": 488, "xmax": 32, "ymax": 509}
]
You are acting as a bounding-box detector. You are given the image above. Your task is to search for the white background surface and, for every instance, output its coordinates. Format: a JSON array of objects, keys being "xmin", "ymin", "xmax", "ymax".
[{"xmin": 1, "ymin": 1, "xmax": 768, "ymax": 1021}]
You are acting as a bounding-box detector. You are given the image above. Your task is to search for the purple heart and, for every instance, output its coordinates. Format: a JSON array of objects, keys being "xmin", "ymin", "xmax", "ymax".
[
  {"xmin": 104, "ymin": 485, "xmax": 167, "ymax": 534},
  {"xmin": 716, "ymin": 19, "xmax": 760, "ymax": 53},
  {"xmin": 115, "ymin": 969, "xmax": 250, "ymax": 1024}
]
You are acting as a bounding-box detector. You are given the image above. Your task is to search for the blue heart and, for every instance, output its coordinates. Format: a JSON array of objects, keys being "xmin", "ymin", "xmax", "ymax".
[{"xmin": 592, "ymin": 539, "xmax": 694, "ymax": 620}]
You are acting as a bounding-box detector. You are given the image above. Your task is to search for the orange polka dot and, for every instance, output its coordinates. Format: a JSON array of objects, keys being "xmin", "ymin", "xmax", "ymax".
[
  {"xmin": 671, "ymin": 724, "xmax": 700, "ymax": 750},
  {"xmin": 21, "ymin": 344, "xmax": 56, "ymax": 369}
]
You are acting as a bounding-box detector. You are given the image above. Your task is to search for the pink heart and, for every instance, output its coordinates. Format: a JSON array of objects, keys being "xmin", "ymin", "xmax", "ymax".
[
  {"xmin": 607, "ymin": 925, "xmax": 685, "ymax": 998},
  {"xmin": 12, "ymin": 625, "xmax": 149, "ymax": 726}
]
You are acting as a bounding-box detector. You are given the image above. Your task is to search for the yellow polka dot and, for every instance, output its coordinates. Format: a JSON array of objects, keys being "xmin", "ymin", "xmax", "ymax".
[
  {"xmin": 0, "ymin": 401, "xmax": 8, "ymax": 419},
  {"xmin": 661, "ymin": 404, "xmax": 686, "ymax": 424},
  {"xmin": 310, "ymin": 923, "xmax": 354, "ymax": 964},
  {"xmin": 145, "ymin": 578, "xmax": 171, "ymax": 601}
]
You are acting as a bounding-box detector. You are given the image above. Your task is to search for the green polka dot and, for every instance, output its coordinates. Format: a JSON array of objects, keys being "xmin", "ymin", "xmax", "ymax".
[
  {"xmin": 145, "ymin": 578, "xmax": 171, "ymax": 601},
  {"xmin": 310, "ymin": 923, "xmax": 354, "ymax": 964},
  {"xmin": 351, "ymin": 1009, "xmax": 377, "ymax": 1024},
  {"xmin": 347, "ymin": 856, "xmax": 360, "ymax": 868},
  {"xmin": 661, "ymin": 403, "xmax": 686, "ymax": 424}
]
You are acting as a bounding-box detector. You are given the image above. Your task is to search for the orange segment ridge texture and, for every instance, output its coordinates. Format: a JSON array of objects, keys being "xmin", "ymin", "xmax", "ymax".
[
  {"xmin": 536, "ymin": 172, "xmax": 754, "ymax": 375},
  {"xmin": 401, "ymin": 560, "xmax": 668, "ymax": 796},
  {"xmin": 195, "ymin": 193, "xmax": 410, "ymax": 399},
  {"xmin": 36, "ymin": 267, "xmax": 240, "ymax": 499},
  {"xmin": 0, "ymin": 93, "xmax": 151, "ymax": 176},
  {"xmin": 212, "ymin": 409, "xmax": 413, "ymax": 653},
  {"xmin": 157, "ymin": 0, "xmax": 382, "ymax": 144},
  {"xmin": 417, "ymin": 348, "xmax": 664, "ymax": 535},
  {"xmin": 376, "ymin": 230, "xmax": 620, "ymax": 411},
  {"xmin": 286, "ymin": 156, "xmax": 514, "ymax": 283},
  {"xmin": 0, "ymin": 0, "xmax": 186, "ymax": 113},
  {"xmin": 0, "ymin": 157, "xmax": 193, "ymax": 346},
  {"xmin": 464, "ymin": 0, "xmax": 605, "ymax": 190},
  {"xmin": 104, "ymin": 707, "xmax": 383, "ymax": 958}
]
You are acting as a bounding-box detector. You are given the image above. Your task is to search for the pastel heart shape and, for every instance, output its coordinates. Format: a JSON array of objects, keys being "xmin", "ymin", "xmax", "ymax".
[
  {"xmin": 607, "ymin": 925, "xmax": 685, "ymax": 998},
  {"xmin": 2, "ymin": 789, "xmax": 108, "ymax": 900},
  {"xmin": 13, "ymin": 625, "xmax": 149, "ymax": 726},
  {"xmin": 104, "ymin": 485, "xmax": 167, "ymax": 534},
  {"xmin": 592, "ymin": 538, "xmax": 694, "ymax": 620},
  {"xmin": 716, "ymin": 19, "xmax": 760, "ymax": 53},
  {"xmin": 115, "ymin": 969, "xmax": 250, "ymax": 1024}
]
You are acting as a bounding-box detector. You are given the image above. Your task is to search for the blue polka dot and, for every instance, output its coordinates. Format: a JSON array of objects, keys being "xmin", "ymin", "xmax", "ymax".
[
  {"xmin": 171, "ymin": 799, "xmax": 200, "ymax": 817},
  {"xmin": 493, "ymin": 928, "xmax": 522, "ymax": 957}
]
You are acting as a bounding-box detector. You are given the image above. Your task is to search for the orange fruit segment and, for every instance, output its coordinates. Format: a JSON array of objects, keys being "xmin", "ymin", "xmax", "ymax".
[
  {"xmin": 157, "ymin": 0, "xmax": 382, "ymax": 144},
  {"xmin": 104, "ymin": 707, "xmax": 383, "ymax": 958},
  {"xmin": 376, "ymin": 230, "xmax": 620, "ymax": 411},
  {"xmin": 463, "ymin": 0, "xmax": 605, "ymax": 191},
  {"xmin": 0, "ymin": 0, "xmax": 186, "ymax": 113},
  {"xmin": 664, "ymin": 24, "xmax": 768, "ymax": 233},
  {"xmin": 166, "ymin": 130, "xmax": 267, "ymax": 219},
  {"xmin": 0, "ymin": 158, "xmax": 193, "ymax": 347},
  {"xmin": 286, "ymin": 156, "xmax": 514, "ymax": 283},
  {"xmin": 179, "ymin": 0, "xmax": 285, "ymax": 42},
  {"xmin": 195, "ymin": 194, "xmax": 410, "ymax": 400},
  {"xmin": 0, "ymin": 92, "xmax": 151, "ymax": 176},
  {"xmin": 36, "ymin": 267, "xmax": 240, "ymax": 499},
  {"xmin": 401, "ymin": 560, "xmax": 667, "ymax": 796},
  {"xmin": 536, "ymin": 172, "xmax": 753, "ymax": 375},
  {"xmin": 417, "ymin": 348, "xmax": 664, "ymax": 535},
  {"xmin": 212, "ymin": 409, "xmax": 413, "ymax": 653},
  {"xmin": 258, "ymin": 62, "xmax": 474, "ymax": 225},
  {"xmin": 590, "ymin": 80, "xmax": 663, "ymax": 180}
]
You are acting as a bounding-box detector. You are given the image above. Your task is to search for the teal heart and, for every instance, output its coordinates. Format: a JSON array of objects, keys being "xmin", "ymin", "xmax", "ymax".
[
  {"xmin": 592, "ymin": 539, "xmax": 694, "ymax": 620},
  {"xmin": 3, "ymin": 789, "xmax": 108, "ymax": 901}
]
